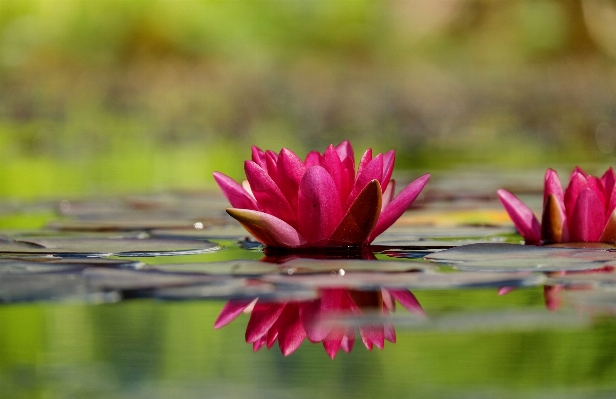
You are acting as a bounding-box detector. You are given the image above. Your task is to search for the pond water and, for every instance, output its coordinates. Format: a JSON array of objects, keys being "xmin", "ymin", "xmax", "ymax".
[{"xmin": 2, "ymin": 171, "xmax": 616, "ymax": 399}]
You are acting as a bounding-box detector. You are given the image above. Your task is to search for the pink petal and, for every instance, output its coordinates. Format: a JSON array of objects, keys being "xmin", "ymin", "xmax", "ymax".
[
  {"xmin": 341, "ymin": 156, "xmax": 356, "ymax": 201},
  {"xmin": 340, "ymin": 331, "xmax": 355, "ymax": 353},
  {"xmin": 265, "ymin": 150, "xmax": 279, "ymax": 183},
  {"xmin": 357, "ymin": 148, "xmax": 372, "ymax": 177},
  {"xmin": 328, "ymin": 180, "xmax": 381, "ymax": 246},
  {"xmin": 266, "ymin": 327, "xmax": 278, "ymax": 349},
  {"xmin": 245, "ymin": 160, "xmax": 297, "ymax": 228},
  {"xmin": 607, "ymin": 181, "xmax": 616, "ymax": 219},
  {"xmin": 568, "ymin": 188, "xmax": 606, "ymax": 242},
  {"xmin": 381, "ymin": 180, "xmax": 395, "ymax": 210},
  {"xmin": 253, "ymin": 335, "xmax": 267, "ymax": 352},
  {"xmin": 602, "ymin": 167, "xmax": 616, "ymax": 205},
  {"xmin": 226, "ymin": 208, "xmax": 307, "ymax": 248},
  {"xmin": 498, "ymin": 286, "xmax": 515, "ymax": 295},
  {"xmin": 359, "ymin": 324, "xmax": 384, "ymax": 350},
  {"xmin": 297, "ymin": 166, "xmax": 343, "ymax": 246},
  {"xmin": 544, "ymin": 285, "xmax": 563, "ymax": 311},
  {"xmin": 382, "ymin": 150, "xmax": 395, "ymax": 186},
  {"xmin": 213, "ymin": 172, "xmax": 260, "ymax": 211},
  {"xmin": 214, "ymin": 299, "xmax": 255, "ymax": 329},
  {"xmin": 388, "ymin": 289, "xmax": 425, "ymax": 317},
  {"xmin": 543, "ymin": 168, "xmax": 564, "ymax": 208},
  {"xmin": 301, "ymin": 289, "xmax": 345, "ymax": 342},
  {"xmin": 587, "ymin": 176, "xmax": 607, "ymax": 209},
  {"xmin": 381, "ymin": 288, "xmax": 395, "ymax": 312},
  {"xmin": 276, "ymin": 148, "xmax": 306, "ymax": 215},
  {"xmin": 345, "ymin": 153, "xmax": 383, "ymax": 210},
  {"xmin": 276, "ymin": 303, "xmax": 306, "ymax": 356},
  {"xmin": 323, "ymin": 331, "xmax": 344, "ymax": 359},
  {"xmin": 496, "ymin": 189, "xmax": 541, "ymax": 245},
  {"xmin": 335, "ymin": 140, "xmax": 354, "ymax": 164},
  {"xmin": 381, "ymin": 306, "xmax": 396, "ymax": 343},
  {"xmin": 564, "ymin": 171, "xmax": 588, "ymax": 220},
  {"xmin": 570, "ymin": 166, "xmax": 588, "ymax": 178},
  {"xmin": 299, "ymin": 300, "xmax": 325, "ymax": 342},
  {"xmin": 304, "ymin": 151, "xmax": 322, "ymax": 168},
  {"xmin": 322, "ymin": 145, "xmax": 350, "ymax": 206},
  {"xmin": 245, "ymin": 302, "xmax": 286, "ymax": 343},
  {"xmin": 251, "ymin": 146, "xmax": 267, "ymax": 169},
  {"xmin": 367, "ymin": 174, "xmax": 430, "ymax": 243}
]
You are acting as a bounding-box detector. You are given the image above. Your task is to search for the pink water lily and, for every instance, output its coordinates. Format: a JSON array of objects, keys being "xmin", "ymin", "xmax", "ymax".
[
  {"xmin": 214, "ymin": 288, "xmax": 424, "ymax": 359},
  {"xmin": 497, "ymin": 167, "xmax": 616, "ymax": 245},
  {"xmin": 213, "ymin": 141, "xmax": 429, "ymax": 248}
]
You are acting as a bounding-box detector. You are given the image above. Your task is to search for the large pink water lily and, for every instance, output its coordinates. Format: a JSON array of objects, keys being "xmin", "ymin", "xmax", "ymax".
[
  {"xmin": 213, "ymin": 141, "xmax": 429, "ymax": 248},
  {"xmin": 497, "ymin": 167, "xmax": 616, "ymax": 245},
  {"xmin": 213, "ymin": 288, "xmax": 424, "ymax": 359}
]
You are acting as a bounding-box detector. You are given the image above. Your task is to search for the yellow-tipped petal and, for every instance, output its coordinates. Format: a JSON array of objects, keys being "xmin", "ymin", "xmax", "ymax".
[{"xmin": 226, "ymin": 208, "xmax": 307, "ymax": 248}]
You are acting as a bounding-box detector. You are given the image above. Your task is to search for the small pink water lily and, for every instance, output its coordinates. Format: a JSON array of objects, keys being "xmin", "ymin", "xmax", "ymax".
[
  {"xmin": 497, "ymin": 166, "xmax": 616, "ymax": 245},
  {"xmin": 214, "ymin": 288, "xmax": 424, "ymax": 359},
  {"xmin": 213, "ymin": 141, "xmax": 429, "ymax": 248}
]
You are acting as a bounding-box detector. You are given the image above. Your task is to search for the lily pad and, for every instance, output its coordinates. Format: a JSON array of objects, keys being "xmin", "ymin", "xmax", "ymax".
[
  {"xmin": 150, "ymin": 225, "xmax": 250, "ymax": 240},
  {"xmin": 0, "ymin": 267, "xmax": 231, "ymax": 303},
  {"xmin": 564, "ymin": 290, "xmax": 616, "ymax": 310},
  {"xmin": 153, "ymin": 280, "xmax": 317, "ymax": 301},
  {"xmin": 425, "ymin": 243, "xmax": 616, "ymax": 272},
  {"xmin": 137, "ymin": 260, "xmax": 282, "ymax": 275},
  {"xmin": 280, "ymin": 258, "xmax": 431, "ymax": 274},
  {"xmin": 47, "ymin": 218, "xmax": 203, "ymax": 232},
  {"xmin": 0, "ymin": 236, "xmax": 221, "ymax": 257},
  {"xmin": 262, "ymin": 270, "xmax": 545, "ymax": 290},
  {"xmin": 546, "ymin": 271, "xmax": 616, "ymax": 288}
]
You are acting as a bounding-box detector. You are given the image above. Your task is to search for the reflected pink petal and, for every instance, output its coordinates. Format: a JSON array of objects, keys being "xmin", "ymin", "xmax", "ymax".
[
  {"xmin": 498, "ymin": 286, "xmax": 515, "ymax": 295},
  {"xmin": 323, "ymin": 328, "xmax": 344, "ymax": 359},
  {"xmin": 214, "ymin": 299, "xmax": 255, "ymax": 329},
  {"xmin": 340, "ymin": 331, "xmax": 355, "ymax": 353},
  {"xmin": 277, "ymin": 303, "xmax": 306, "ymax": 356},
  {"xmin": 388, "ymin": 289, "xmax": 425, "ymax": 317},
  {"xmin": 253, "ymin": 335, "xmax": 267, "ymax": 352},
  {"xmin": 245, "ymin": 302, "xmax": 286, "ymax": 343}
]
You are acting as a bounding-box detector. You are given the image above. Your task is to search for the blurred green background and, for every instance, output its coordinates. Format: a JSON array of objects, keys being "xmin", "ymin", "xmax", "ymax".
[{"xmin": 2, "ymin": 0, "xmax": 616, "ymax": 198}]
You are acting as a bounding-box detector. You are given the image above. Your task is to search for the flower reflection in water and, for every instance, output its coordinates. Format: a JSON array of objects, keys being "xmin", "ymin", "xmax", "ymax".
[
  {"xmin": 214, "ymin": 286, "xmax": 424, "ymax": 358},
  {"xmin": 499, "ymin": 266, "xmax": 614, "ymax": 311}
]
